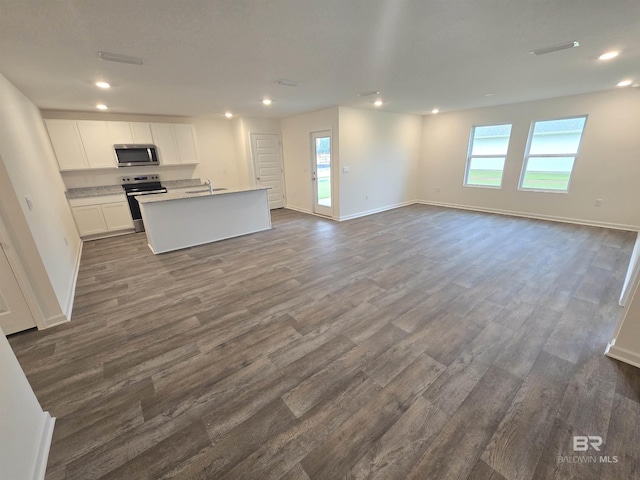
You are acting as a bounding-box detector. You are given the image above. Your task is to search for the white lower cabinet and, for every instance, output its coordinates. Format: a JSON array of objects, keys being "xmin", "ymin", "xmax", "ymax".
[
  {"xmin": 102, "ymin": 202, "xmax": 134, "ymax": 231},
  {"xmin": 72, "ymin": 205, "xmax": 108, "ymax": 236},
  {"xmin": 70, "ymin": 195, "xmax": 133, "ymax": 238}
]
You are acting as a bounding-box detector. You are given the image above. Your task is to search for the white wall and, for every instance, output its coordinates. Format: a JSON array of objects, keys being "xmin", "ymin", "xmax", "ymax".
[
  {"xmin": 0, "ymin": 325, "xmax": 54, "ymax": 479},
  {"xmin": 419, "ymin": 89, "xmax": 640, "ymax": 230},
  {"xmin": 0, "ymin": 74, "xmax": 79, "ymax": 322},
  {"xmin": 338, "ymin": 107, "xmax": 422, "ymax": 220},
  {"xmin": 281, "ymin": 107, "xmax": 339, "ymax": 215},
  {"xmin": 40, "ymin": 111, "xmax": 242, "ymax": 190}
]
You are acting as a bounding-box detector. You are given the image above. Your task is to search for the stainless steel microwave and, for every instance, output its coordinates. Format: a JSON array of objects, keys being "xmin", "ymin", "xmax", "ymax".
[{"xmin": 114, "ymin": 144, "xmax": 159, "ymax": 167}]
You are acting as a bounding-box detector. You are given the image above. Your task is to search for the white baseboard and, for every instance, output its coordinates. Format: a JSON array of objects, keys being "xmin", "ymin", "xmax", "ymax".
[
  {"xmin": 418, "ymin": 200, "xmax": 639, "ymax": 232},
  {"xmin": 31, "ymin": 412, "xmax": 55, "ymax": 480},
  {"xmin": 45, "ymin": 314, "xmax": 70, "ymax": 329},
  {"xmin": 62, "ymin": 240, "xmax": 83, "ymax": 321},
  {"xmin": 605, "ymin": 342, "xmax": 640, "ymax": 369},
  {"xmin": 284, "ymin": 205, "xmax": 313, "ymax": 215},
  {"xmin": 287, "ymin": 199, "xmax": 639, "ymax": 232},
  {"xmin": 284, "ymin": 205, "xmax": 337, "ymax": 220},
  {"xmin": 338, "ymin": 200, "xmax": 416, "ymax": 221}
]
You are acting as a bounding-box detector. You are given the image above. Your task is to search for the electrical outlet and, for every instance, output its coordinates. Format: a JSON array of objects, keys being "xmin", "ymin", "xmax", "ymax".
[
  {"xmin": 594, "ymin": 199, "xmax": 603, "ymax": 207},
  {"xmin": 436, "ymin": 186, "xmax": 441, "ymax": 193},
  {"xmin": 365, "ymin": 194, "xmax": 369, "ymax": 200},
  {"xmin": 64, "ymin": 237, "xmax": 68, "ymax": 246},
  {"xmin": 25, "ymin": 196, "xmax": 33, "ymax": 210}
]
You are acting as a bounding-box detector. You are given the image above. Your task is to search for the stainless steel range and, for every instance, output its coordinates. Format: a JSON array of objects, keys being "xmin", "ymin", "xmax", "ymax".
[{"xmin": 121, "ymin": 175, "xmax": 167, "ymax": 232}]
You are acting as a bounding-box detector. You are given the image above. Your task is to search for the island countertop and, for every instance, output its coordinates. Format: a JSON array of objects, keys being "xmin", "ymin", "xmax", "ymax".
[
  {"xmin": 136, "ymin": 186, "xmax": 271, "ymax": 204},
  {"xmin": 138, "ymin": 187, "xmax": 272, "ymax": 254}
]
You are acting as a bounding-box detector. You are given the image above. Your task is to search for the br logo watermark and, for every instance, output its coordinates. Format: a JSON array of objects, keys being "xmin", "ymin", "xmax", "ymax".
[
  {"xmin": 573, "ymin": 435, "xmax": 602, "ymax": 452},
  {"xmin": 557, "ymin": 435, "xmax": 618, "ymax": 464}
]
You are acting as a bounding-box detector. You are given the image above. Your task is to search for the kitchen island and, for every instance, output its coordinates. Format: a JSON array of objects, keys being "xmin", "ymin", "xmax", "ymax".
[{"xmin": 137, "ymin": 187, "xmax": 271, "ymax": 254}]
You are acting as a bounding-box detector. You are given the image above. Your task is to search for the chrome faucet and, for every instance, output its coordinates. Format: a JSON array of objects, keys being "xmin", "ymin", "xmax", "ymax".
[{"xmin": 205, "ymin": 178, "xmax": 214, "ymax": 194}]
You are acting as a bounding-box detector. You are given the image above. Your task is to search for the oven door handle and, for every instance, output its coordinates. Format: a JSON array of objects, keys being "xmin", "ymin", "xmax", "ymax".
[{"xmin": 127, "ymin": 189, "xmax": 167, "ymax": 196}]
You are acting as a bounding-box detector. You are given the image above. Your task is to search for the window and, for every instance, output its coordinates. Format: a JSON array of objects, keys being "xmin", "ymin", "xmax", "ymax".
[
  {"xmin": 464, "ymin": 124, "xmax": 512, "ymax": 188},
  {"xmin": 520, "ymin": 116, "xmax": 587, "ymax": 192}
]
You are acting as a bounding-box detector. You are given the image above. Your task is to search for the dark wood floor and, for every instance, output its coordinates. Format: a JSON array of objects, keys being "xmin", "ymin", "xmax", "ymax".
[{"xmin": 9, "ymin": 205, "xmax": 640, "ymax": 480}]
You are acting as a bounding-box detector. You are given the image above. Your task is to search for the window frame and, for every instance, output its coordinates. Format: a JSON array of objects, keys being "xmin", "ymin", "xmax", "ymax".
[
  {"xmin": 463, "ymin": 123, "xmax": 513, "ymax": 189},
  {"xmin": 518, "ymin": 114, "xmax": 588, "ymax": 194}
]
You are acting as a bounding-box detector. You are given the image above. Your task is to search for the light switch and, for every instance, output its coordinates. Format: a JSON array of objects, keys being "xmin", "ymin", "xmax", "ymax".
[
  {"xmin": 342, "ymin": 166, "xmax": 350, "ymax": 173},
  {"xmin": 25, "ymin": 197, "xmax": 33, "ymax": 211}
]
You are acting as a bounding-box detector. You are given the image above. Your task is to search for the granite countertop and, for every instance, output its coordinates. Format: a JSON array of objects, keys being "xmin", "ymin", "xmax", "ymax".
[
  {"xmin": 162, "ymin": 178, "xmax": 202, "ymax": 189},
  {"xmin": 65, "ymin": 185, "xmax": 124, "ymax": 199},
  {"xmin": 137, "ymin": 187, "xmax": 270, "ymax": 204},
  {"xmin": 65, "ymin": 178, "xmax": 203, "ymax": 199}
]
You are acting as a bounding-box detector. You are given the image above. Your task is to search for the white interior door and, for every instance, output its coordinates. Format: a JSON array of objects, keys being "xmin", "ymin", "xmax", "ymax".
[
  {"xmin": 0, "ymin": 244, "xmax": 35, "ymax": 335},
  {"xmin": 311, "ymin": 130, "xmax": 333, "ymax": 217},
  {"xmin": 251, "ymin": 133, "xmax": 286, "ymax": 209}
]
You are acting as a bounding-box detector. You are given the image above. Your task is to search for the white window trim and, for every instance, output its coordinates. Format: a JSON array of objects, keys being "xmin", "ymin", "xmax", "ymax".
[
  {"xmin": 463, "ymin": 124, "xmax": 511, "ymax": 189},
  {"xmin": 518, "ymin": 115, "xmax": 588, "ymax": 194}
]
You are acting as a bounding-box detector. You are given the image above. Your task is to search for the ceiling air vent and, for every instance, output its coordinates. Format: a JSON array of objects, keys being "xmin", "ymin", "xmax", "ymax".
[
  {"xmin": 274, "ymin": 79, "xmax": 301, "ymax": 87},
  {"xmin": 357, "ymin": 90, "xmax": 381, "ymax": 97},
  {"xmin": 530, "ymin": 41, "xmax": 579, "ymax": 56},
  {"xmin": 98, "ymin": 51, "xmax": 145, "ymax": 65}
]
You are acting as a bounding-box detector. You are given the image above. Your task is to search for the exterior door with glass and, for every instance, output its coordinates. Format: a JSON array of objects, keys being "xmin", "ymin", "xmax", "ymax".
[{"xmin": 311, "ymin": 131, "xmax": 333, "ymax": 217}]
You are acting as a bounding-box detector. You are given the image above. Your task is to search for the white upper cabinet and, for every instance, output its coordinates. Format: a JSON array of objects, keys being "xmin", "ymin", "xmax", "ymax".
[
  {"xmin": 46, "ymin": 119, "xmax": 198, "ymax": 171},
  {"xmin": 150, "ymin": 123, "xmax": 180, "ymax": 165},
  {"xmin": 106, "ymin": 122, "xmax": 134, "ymax": 144},
  {"xmin": 77, "ymin": 122, "xmax": 117, "ymax": 168},
  {"xmin": 174, "ymin": 124, "xmax": 199, "ymax": 164},
  {"xmin": 44, "ymin": 120, "xmax": 89, "ymax": 170},
  {"xmin": 130, "ymin": 123, "xmax": 154, "ymax": 144},
  {"xmin": 105, "ymin": 122, "xmax": 153, "ymax": 145}
]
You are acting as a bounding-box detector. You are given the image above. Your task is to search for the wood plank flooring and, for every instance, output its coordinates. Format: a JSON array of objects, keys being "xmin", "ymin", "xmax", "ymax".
[{"xmin": 8, "ymin": 204, "xmax": 640, "ymax": 480}]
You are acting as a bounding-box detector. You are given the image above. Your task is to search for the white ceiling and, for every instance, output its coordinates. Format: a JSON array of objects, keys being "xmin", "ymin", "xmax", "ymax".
[{"xmin": 1, "ymin": 0, "xmax": 639, "ymax": 119}]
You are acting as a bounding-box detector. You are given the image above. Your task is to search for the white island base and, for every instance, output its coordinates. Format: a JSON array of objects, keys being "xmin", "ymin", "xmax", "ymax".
[{"xmin": 138, "ymin": 187, "xmax": 272, "ymax": 254}]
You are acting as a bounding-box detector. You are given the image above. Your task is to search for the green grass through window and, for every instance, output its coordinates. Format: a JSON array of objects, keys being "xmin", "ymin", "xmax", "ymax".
[
  {"xmin": 317, "ymin": 177, "xmax": 331, "ymax": 200},
  {"xmin": 521, "ymin": 172, "xmax": 571, "ymax": 191},
  {"xmin": 466, "ymin": 169, "xmax": 503, "ymax": 187},
  {"xmin": 467, "ymin": 169, "xmax": 571, "ymax": 191}
]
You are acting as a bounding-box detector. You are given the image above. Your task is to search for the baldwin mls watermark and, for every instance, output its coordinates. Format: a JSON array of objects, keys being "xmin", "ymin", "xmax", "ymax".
[{"xmin": 557, "ymin": 436, "xmax": 618, "ymax": 464}]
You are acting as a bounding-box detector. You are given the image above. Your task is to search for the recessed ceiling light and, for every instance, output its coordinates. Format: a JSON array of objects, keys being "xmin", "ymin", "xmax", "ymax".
[
  {"xmin": 617, "ymin": 80, "xmax": 632, "ymax": 87},
  {"xmin": 225, "ymin": 112, "xmax": 233, "ymax": 118},
  {"xmin": 530, "ymin": 41, "xmax": 579, "ymax": 56},
  {"xmin": 432, "ymin": 108, "xmax": 439, "ymax": 114},
  {"xmin": 95, "ymin": 81, "xmax": 110, "ymax": 89},
  {"xmin": 96, "ymin": 104, "xmax": 108, "ymax": 110},
  {"xmin": 262, "ymin": 98, "xmax": 272, "ymax": 105},
  {"xmin": 599, "ymin": 51, "xmax": 619, "ymax": 61},
  {"xmin": 374, "ymin": 100, "xmax": 383, "ymax": 107}
]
